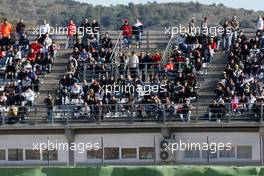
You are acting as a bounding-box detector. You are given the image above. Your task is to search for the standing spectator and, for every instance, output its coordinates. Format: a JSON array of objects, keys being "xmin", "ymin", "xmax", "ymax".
[
  {"xmin": 132, "ymin": 18, "xmax": 143, "ymax": 48},
  {"xmin": 65, "ymin": 20, "xmax": 76, "ymax": 49},
  {"xmin": 129, "ymin": 51, "xmax": 139, "ymax": 78},
  {"xmin": 256, "ymin": 16, "xmax": 263, "ymax": 37},
  {"xmin": 229, "ymin": 16, "xmax": 239, "ymax": 46},
  {"xmin": 120, "ymin": 19, "xmax": 132, "ymax": 48},
  {"xmin": 188, "ymin": 18, "xmax": 195, "ymax": 35},
  {"xmin": 201, "ymin": 17, "xmax": 209, "ymax": 35},
  {"xmin": 44, "ymin": 94, "xmax": 54, "ymax": 123},
  {"xmin": 222, "ymin": 20, "xmax": 230, "ymax": 51},
  {"xmin": 92, "ymin": 19, "xmax": 100, "ymax": 43},
  {"xmin": 16, "ymin": 17, "xmax": 26, "ymax": 40},
  {"xmin": 39, "ymin": 20, "xmax": 50, "ymax": 43},
  {"xmin": 80, "ymin": 18, "xmax": 91, "ymax": 47},
  {"xmin": 0, "ymin": 18, "xmax": 12, "ymax": 48}
]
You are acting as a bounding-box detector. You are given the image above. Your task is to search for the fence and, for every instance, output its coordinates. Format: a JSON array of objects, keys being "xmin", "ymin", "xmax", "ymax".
[{"xmin": 0, "ymin": 102, "xmax": 263, "ymax": 125}]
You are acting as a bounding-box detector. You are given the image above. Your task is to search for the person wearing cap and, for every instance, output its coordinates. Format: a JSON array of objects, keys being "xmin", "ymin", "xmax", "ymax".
[{"xmin": 120, "ymin": 19, "xmax": 132, "ymax": 48}]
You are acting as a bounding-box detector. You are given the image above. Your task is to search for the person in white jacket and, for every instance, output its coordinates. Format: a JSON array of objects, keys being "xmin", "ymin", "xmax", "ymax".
[
  {"xmin": 129, "ymin": 51, "xmax": 139, "ymax": 78},
  {"xmin": 256, "ymin": 16, "xmax": 263, "ymax": 36}
]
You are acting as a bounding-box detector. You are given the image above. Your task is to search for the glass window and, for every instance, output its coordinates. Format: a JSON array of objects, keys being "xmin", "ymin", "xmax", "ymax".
[
  {"xmin": 219, "ymin": 147, "xmax": 235, "ymax": 158},
  {"xmin": 237, "ymin": 146, "xmax": 252, "ymax": 159},
  {"xmin": 121, "ymin": 148, "xmax": 137, "ymax": 159},
  {"xmin": 139, "ymin": 147, "xmax": 154, "ymax": 160},
  {"xmin": 184, "ymin": 148, "xmax": 200, "ymax": 159},
  {"xmin": 202, "ymin": 150, "xmax": 217, "ymax": 159},
  {"xmin": 42, "ymin": 149, "xmax": 58, "ymax": 161},
  {"xmin": 104, "ymin": 148, "xmax": 119, "ymax": 160},
  {"xmin": 8, "ymin": 149, "xmax": 23, "ymax": 161},
  {"xmin": 87, "ymin": 149, "xmax": 102, "ymax": 159},
  {"xmin": 25, "ymin": 150, "xmax": 40, "ymax": 160},
  {"xmin": 0, "ymin": 150, "xmax": 6, "ymax": 160}
]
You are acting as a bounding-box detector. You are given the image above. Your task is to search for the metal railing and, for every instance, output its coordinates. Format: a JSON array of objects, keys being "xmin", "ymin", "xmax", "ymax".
[
  {"xmin": 81, "ymin": 61, "xmax": 198, "ymax": 82},
  {"xmin": 162, "ymin": 34, "xmax": 175, "ymax": 63},
  {"xmin": 0, "ymin": 102, "xmax": 263, "ymax": 125}
]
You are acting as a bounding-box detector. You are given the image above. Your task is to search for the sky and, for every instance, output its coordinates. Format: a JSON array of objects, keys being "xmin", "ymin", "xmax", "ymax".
[{"xmin": 77, "ymin": 0, "xmax": 263, "ymax": 11}]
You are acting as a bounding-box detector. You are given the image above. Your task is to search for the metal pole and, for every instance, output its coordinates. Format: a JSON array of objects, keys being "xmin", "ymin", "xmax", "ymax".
[
  {"xmin": 261, "ymin": 103, "xmax": 263, "ymax": 122},
  {"xmin": 145, "ymin": 64, "xmax": 148, "ymax": 82},
  {"xmin": 101, "ymin": 136, "xmax": 104, "ymax": 166},
  {"xmin": 228, "ymin": 104, "xmax": 231, "ymax": 122},
  {"xmin": 147, "ymin": 31, "xmax": 149, "ymax": 49},
  {"xmin": 154, "ymin": 136, "xmax": 156, "ymax": 165}
]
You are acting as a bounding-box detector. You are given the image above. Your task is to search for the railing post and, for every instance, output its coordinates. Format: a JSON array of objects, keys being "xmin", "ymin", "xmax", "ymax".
[
  {"xmin": 2, "ymin": 112, "xmax": 5, "ymax": 125},
  {"xmin": 162, "ymin": 106, "xmax": 166, "ymax": 123},
  {"xmin": 195, "ymin": 105, "xmax": 198, "ymax": 122},
  {"xmin": 66, "ymin": 109, "xmax": 69, "ymax": 125},
  {"xmin": 147, "ymin": 31, "xmax": 149, "ymax": 49},
  {"xmin": 228, "ymin": 104, "xmax": 231, "ymax": 122},
  {"xmin": 261, "ymin": 103, "xmax": 263, "ymax": 122},
  {"xmin": 98, "ymin": 105, "xmax": 102, "ymax": 124},
  {"xmin": 83, "ymin": 63, "xmax": 86, "ymax": 82},
  {"xmin": 34, "ymin": 107, "xmax": 37, "ymax": 125},
  {"xmin": 145, "ymin": 64, "xmax": 148, "ymax": 82}
]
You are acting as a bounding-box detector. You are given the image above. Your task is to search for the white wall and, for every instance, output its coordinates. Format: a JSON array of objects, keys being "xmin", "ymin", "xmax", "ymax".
[{"xmin": 0, "ymin": 135, "xmax": 68, "ymax": 164}]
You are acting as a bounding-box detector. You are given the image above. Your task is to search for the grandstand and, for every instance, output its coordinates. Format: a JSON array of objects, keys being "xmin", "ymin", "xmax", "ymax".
[{"xmin": 0, "ymin": 14, "xmax": 264, "ymax": 169}]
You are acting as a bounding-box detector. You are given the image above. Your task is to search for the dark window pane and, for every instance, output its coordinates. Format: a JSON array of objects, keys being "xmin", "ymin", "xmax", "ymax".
[
  {"xmin": 87, "ymin": 149, "xmax": 102, "ymax": 159},
  {"xmin": 139, "ymin": 147, "xmax": 154, "ymax": 160},
  {"xmin": 26, "ymin": 150, "xmax": 40, "ymax": 160},
  {"xmin": 104, "ymin": 148, "xmax": 119, "ymax": 160},
  {"xmin": 237, "ymin": 146, "xmax": 252, "ymax": 159},
  {"xmin": 122, "ymin": 148, "xmax": 137, "ymax": 159},
  {"xmin": 42, "ymin": 150, "xmax": 58, "ymax": 161},
  {"xmin": 0, "ymin": 150, "xmax": 6, "ymax": 160},
  {"xmin": 8, "ymin": 149, "xmax": 23, "ymax": 161}
]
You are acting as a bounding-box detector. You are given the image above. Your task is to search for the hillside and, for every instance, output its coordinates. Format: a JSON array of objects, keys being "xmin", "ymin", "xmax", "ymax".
[{"xmin": 0, "ymin": 0, "xmax": 262, "ymax": 30}]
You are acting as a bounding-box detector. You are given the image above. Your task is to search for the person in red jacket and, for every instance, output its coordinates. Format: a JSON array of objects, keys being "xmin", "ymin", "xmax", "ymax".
[
  {"xmin": 27, "ymin": 48, "xmax": 37, "ymax": 63},
  {"xmin": 120, "ymin": 19, "xmax": 132, "ymax": 48},
  {"xmin": 152, "ymin": 51, "xmax": 161, "ymax": 68},
  {"xmin": 30, "ymin": 40, "xmax": 42, "ymax": 53},
  {"xmin": 65, "ymin": 20, "xmax": 76, "ymax": 49},
  {"xmin": 208, "ymin": 37, "xmax": 216, "ymax": 63}
]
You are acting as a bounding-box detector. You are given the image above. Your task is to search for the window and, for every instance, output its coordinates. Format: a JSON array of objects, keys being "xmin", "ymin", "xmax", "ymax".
[
  {"xmin": 184, "ymin": 148, "xmax": 200, "ymax": 159},
  {"xmin": 121, "ymin": 148, "xmax": 137, "ymax": 159},
  {"xmin": 87, "ymin": 149, "xmax": 102, "ymax": 159},
  {"xmin": 202, "ymin": 150, "xmax": 217, "ymax": 159},
  {"xmin": 25, "ymin": 150, "xmax": 40, "ymax": 160},
  {"xmin": 0, "ymin": 150, "xmax": 6, "ymax": 160},
  {"xmin": 139, "ymin": 147, "xmax": 154, "ymax": 160},
  {"xmin": 42, "ymin": 150, "xmax": 58, "ymax": 161},
  {"xmin": 219, "ymin": 147, "xmax": 235, "ymax": 158},
  {"xmin": 104, "ymin": 148, "xmax": 119, "ymax": 160},
  {"xmin": 8, "ymin": 149, "xmax": 23, "ymax": 161},
  {"xmin": 237, "ymin": 146, "xmax": 252, "ymax": 159}
]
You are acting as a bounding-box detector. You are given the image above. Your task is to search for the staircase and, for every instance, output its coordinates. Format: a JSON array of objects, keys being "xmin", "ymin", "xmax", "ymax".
[{"xmin": 26, "ymin": 30, "xmax": 171, "ymax": 120}]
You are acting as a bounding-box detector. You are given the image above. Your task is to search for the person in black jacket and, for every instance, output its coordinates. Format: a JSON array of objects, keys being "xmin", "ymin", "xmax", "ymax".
[
  {"xmin": 92, "ymin": 19, "xmax": 100, "ymax": 43},
  {"xmin": 80, "ymin": 18, "xmax": 91, "ymax": 47}
]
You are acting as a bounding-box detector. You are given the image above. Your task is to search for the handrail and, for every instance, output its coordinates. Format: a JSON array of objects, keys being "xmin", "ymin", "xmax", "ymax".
[
  {"xmin": 0, "ymin": 102, "xmax": 263, "ymax": 125},
  {"xmin": 161, "ymin": 35, "xmax": 174, "ymax": 63}
]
